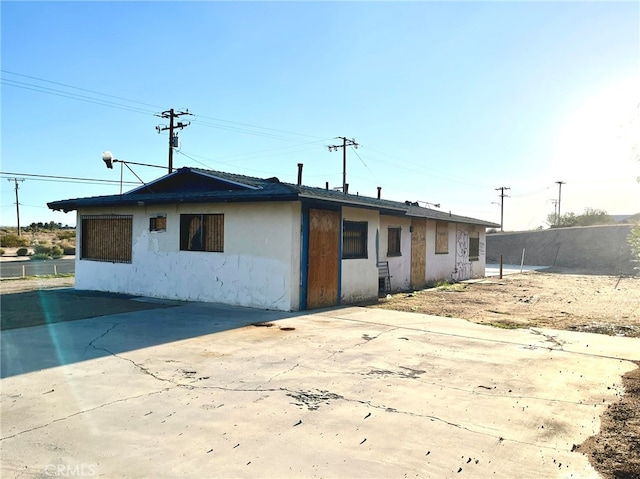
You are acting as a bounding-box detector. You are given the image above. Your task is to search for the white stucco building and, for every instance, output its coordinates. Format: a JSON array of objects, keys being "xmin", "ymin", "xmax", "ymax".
[{"xmin": 48, "ymin": 167, "xmax": 498, "ymax": 311}]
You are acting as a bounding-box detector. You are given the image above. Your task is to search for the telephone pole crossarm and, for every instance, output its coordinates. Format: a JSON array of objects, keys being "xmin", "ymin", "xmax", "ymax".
[{"xmin": 327, "ymin": 136, "xmax": 359, "ymax": 193}]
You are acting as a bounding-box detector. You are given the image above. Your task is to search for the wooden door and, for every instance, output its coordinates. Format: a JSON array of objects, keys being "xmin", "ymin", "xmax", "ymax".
[
  {"xmin": 410, "ymin": 218, "xmax": 427, "ymax": 289},
  {"xmin": 307, "ymin": 209, "xmax": 340, "ymax": 309}
]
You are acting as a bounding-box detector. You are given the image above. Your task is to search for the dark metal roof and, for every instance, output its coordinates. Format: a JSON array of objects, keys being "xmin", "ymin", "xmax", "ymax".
[{"xmin": 47, "ymin": 167, "xmax": 499, "ymax": 228}]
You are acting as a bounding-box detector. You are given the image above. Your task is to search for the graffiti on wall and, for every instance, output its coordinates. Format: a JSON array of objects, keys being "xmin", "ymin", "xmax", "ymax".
[{"xmin": 453, "ymin": 230, "xmax": 472, "ymax": 281}]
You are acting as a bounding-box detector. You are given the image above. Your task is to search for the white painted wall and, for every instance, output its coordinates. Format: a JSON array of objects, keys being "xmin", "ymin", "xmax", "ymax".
[
  {"xmin": 424, "ymin": 221, "xmax": 487, "ymax": 282},
  {"xmin": 475, "ymin": 226, "xmax": 487, "ymax": 278},
  {"xmin": 75, "ymin": 202, "xmax": 301, "ymax": 311},
  {"xmin": 340, "ymin": 207, "xmax": 379, "ymax": 303},
  {"xmin": 379, "ymin": 215, "xmax": 412, "ymax": 291}
]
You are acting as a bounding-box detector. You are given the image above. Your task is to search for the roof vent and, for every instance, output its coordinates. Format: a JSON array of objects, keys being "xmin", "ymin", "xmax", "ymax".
[{"xmin": 264, "ymin": 177, "xmax": 280, "ymax": 184}]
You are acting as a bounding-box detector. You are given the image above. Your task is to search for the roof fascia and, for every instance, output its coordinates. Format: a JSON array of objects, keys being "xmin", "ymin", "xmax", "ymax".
[
  {"xmin": 125, "ymin": 168, "xmax": 260, "ymax": 195},
  {"xmin": 297, "ymin": 192, "xmax": 406, "ymax": 213}
]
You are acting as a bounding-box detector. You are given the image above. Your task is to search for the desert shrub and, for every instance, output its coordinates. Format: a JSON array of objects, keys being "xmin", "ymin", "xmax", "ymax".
[
  {"xmin": 0, "ymin": 248, "xmax": 4, "ymax": 256},
  {"xmin": 1, "ymin": 234, "xmax": 29, "ymax": 248},
  {"xmin": 29, "ymin": 253, "xmax": 50, "ymax": 261},
  {"xmin": 34, "ymin": 244, "xmax": 51, "ymax": 255},
  {"xmin": 629, "ymin": 223, "xmax": 640, "ymax": 261},
  {"xmin": 16, "ymin": 247, "xmax": 29, "ymax": 256},
  {"xmin": 50, "ymin": 245, "xmax": 64, "ymax": 258},
  {"xmin": 59, "ymin": 241, "xmax": 76, "ymax": 255},
  {"xmin": 56, "ymin": 230, "xmax": 76, "ymax": 240}
]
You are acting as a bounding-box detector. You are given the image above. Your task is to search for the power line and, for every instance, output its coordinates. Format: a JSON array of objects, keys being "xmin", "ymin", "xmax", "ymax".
[
  {"xmin": 176, "ymin": 150, "xmax": 293, "ymax": 177},
  {"xmin": 2, "ymin": 71, "xmax": 330, "ymax": 145},
  {"xmin": 0, "ymin": 172, "xmax": 139, "ymax": 185},
  {"xmin": 1, "ymin": 79, "xmax": 157, "ymax": 116},
  {"xmin": 0, "ymin": 69, "xmax": 164, "ymax": 109},
  {"xmin": 349, "ymin": 145, "xmax": 382, "ymax": 185},
  {"xmin": 191, "ymin": 140, "xmax": 326, "ymax": 164},
  {"xmin": 192, "ymin": 114, "xmax": 328, "ymax": 142},
  {"xmin": 358, "ymin": 145, "xmax": 492, "ymax": 189}
]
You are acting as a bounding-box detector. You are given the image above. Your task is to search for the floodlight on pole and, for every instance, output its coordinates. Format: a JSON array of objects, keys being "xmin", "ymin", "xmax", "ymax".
[{"xmin": 101, "ymin": 151, "xmax": 166, "ymax": 194}]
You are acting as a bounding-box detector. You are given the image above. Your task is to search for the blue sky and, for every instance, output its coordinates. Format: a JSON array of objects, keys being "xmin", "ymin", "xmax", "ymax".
[{"xmin": 2, "ymin": 1, "xmax": 639, "ymax": 230}]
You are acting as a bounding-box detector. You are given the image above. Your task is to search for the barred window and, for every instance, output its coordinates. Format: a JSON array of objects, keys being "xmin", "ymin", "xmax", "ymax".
[
  {"xmin": 387, "ymin": 227, "xmax": 401, "ymax": 256},
  {"xmin": 180, "ymin": 214, "xmax": 224, "ymax": 252},
  {"xmin": 469, "ymin": 232, "xmax": 480, "ymax": 261},
  {"xmin": 149, "ymin": 215, "xmax": 166, "ymax": 232},
  {"xmin": 343, "ymin": 221, "xmax": 367, "ymax": 259},
  {"xmin": 81, "ymin": 215, "xmax": 132, "ymax": 263},
  {"xmin": 435, "ymin": 221, "xmax": 449, "ymax": 254}
]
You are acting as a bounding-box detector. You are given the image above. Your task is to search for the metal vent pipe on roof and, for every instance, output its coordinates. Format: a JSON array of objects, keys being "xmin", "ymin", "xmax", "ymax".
[
  {"xmin": 325, "ymin": 182, "xmax": 329, "ymax": 190},
  {"xmin": 377, "ymin": 187, "xmax": 381, "ymax": 199},
  {"xmin": 344, "ymin": 183, "xmax": 349, "ymax": 194},
  {"xmin": 297, "ymin": 163, "xmax": 303, "ymax": 185}
]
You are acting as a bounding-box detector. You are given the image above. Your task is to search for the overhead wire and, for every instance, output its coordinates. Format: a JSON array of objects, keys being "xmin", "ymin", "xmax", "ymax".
[
  {"xmin": 1, "ymin": 70, "xmax": 330, "ymax": 145},
  {"xmin": 1, "ymin": 69, "xmax": 165, "ymax": 109},
  {"xmin": 349, "ymin": 145, "xmax": 383, "ymax": 184},
  {"xmin": 359, "ymin": 144, "xmax": 495, "ymax": 189},
  {"xmin": 1, "ymin": 79, "xmax": 157, "ymax": 116},
  {"xmin": 0, "ymin": 172, "xmax": 139, "ymax": 186},
  {"xmin": 3, "ymin": 70, "xmax": 531, "ymax": 204},
  {"xmin": 195, "ymin": 140, "xmax": 327, "ymax": 163},
  {"xmin": 177, "ymin": 150, "xmax": 295, "ymax": 177},
  {"xmin": 192, "ymin": 113, "xmax": 329, "ymax": 141}
]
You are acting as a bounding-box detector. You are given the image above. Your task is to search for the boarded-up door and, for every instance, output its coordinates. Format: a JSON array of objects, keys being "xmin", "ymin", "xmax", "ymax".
[
  {"xmin": 307, "ymin": 209, "xmax": 340, "ymax": 309},
  {"xmin": 410, "ymin": 218, "xmax": 427, "ymax": 289}
]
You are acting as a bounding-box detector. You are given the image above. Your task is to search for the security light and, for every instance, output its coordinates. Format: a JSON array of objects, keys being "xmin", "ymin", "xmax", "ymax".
[{"xmin": 102, "ymin": 151, "xmax": 114, "ymax": 169}]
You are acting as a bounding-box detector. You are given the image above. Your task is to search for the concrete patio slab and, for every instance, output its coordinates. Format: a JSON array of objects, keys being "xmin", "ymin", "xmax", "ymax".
[
  {"xmin": 1, "ymin": 302, "xmax": 637, "ymax": 478},
  {"xmin": 485, "ymin": 264, "xmax": 549, "ymax": 277}
]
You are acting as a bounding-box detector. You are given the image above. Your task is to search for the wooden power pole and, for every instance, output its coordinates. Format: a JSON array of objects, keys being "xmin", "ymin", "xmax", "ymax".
[
  {"xmin": 7, "ymin": 178, "xmax": 24, "ymax": 235},
  {"xmin": 155, "ymin": 109, "xmax": 191, "ymax": 173},
  {"xmin": 495, "ymin": 186, "xmax": 510, "ymax": 232},
  {"xmin": 328, "ymin": 137, "xmax": 359, "ymax": 193}
]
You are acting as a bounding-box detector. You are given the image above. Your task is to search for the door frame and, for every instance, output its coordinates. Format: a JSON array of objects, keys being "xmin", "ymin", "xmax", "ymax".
[{"xmin": 299, "ymin": 204, "xmax": 342, "ymax": 310}]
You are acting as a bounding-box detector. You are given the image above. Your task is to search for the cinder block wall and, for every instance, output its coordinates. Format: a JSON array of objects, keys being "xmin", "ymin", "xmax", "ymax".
[{"xmin": 486, "ymin": 225, "xmax": 636, "ymax": 275}]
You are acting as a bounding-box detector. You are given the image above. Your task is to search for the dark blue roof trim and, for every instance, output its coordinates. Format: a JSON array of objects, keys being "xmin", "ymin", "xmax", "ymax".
[{"xmin": 48, "ymin": 167, "xmax": 499, "ymax": 228}]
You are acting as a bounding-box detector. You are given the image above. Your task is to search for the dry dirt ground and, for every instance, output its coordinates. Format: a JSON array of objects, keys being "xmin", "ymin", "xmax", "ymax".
[
  {"xmin": 373, "ymin": 270, "xmax": 640, "ymax": 479},
  {"xmin": 0, "ymin": 276, "xmax": 74, "ymax": 294},
  {"xmin": 374, "ymin": 271, "xmax": 640, "ymax": 338}
]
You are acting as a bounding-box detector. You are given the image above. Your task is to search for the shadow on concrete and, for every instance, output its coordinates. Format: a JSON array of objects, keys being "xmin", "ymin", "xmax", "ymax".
[
  {"xmin": 0, "ymin": 289, "xmax": 306, "ymax": 379},
  {"xmin": 1, "ymin": 288, "xmax": 177, "ymax": 330}
]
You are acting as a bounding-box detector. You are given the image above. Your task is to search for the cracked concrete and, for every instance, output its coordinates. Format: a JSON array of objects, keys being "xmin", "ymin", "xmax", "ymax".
[{"xmin": 1, "ymin": 303, "xmax": 638, "ymax": 478}]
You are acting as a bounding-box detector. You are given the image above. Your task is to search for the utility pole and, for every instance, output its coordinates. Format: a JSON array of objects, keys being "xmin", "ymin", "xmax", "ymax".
[
  {"xmin": 155, "ymin": 109, "xmax": 192, "ymax": 173},
  {"xmin": 495, "ymin": 186, "xmax": 510, "ymax": 232},
  {"xmin": 328, "ymin": 137, "xmax": 359, "ymax": 193},
  {"xmin": 550, "ymin": 199, "xmax": 559, "ymax": 220},
  {"xmin": 7, "ymin": 178, "xmax": 24, "ymax": 235},
  {"xmin": 555, "ymin": 181, "xmax": 566, "ymax": 226}
]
